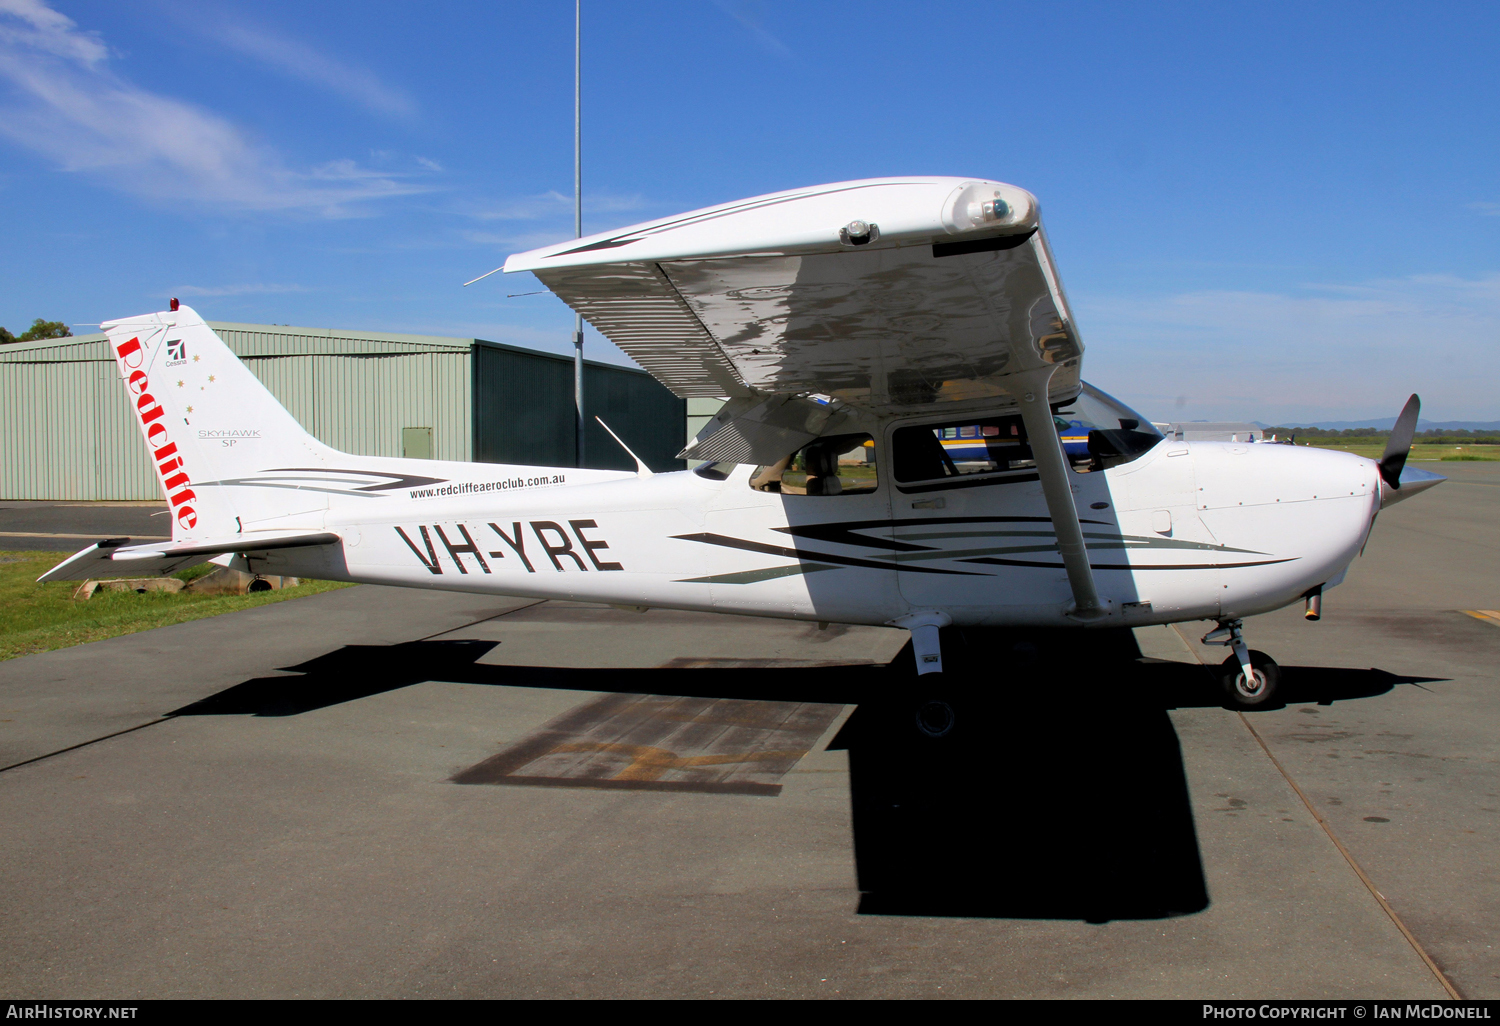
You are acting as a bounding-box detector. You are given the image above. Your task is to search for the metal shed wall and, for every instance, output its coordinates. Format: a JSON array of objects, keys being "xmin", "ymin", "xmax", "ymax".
[
  {"xmin": 212, "ymin": 323, "xmax": 472, "ymax": 463},
  {"xmin": 471, "ymin": 340, "xmax": 686, "ymax": 473},
  {"xmin": 471, "ymin": 342, "xmax": 579, "ymax": 468},
  {"xmin": 0, "ymin": 324, "xmax": 472, "ymax": 500},
  {"xmin": 582, "ymin": 361, "xmax": 688, "ymax": 473}
]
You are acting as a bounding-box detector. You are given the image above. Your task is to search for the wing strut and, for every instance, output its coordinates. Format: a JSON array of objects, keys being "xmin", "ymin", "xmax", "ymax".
[{"xmin": 1015, "ymin": 368, "xmax": 1107, "ymax": 621}]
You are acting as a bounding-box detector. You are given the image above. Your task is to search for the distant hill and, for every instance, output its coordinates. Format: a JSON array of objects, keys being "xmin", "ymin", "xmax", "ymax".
[{"xmin": 1253, "ymin": 419, "xmax": 1500, "ymax": 432}]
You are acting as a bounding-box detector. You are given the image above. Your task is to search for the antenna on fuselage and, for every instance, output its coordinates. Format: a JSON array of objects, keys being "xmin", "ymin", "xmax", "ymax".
[{"xmin": 595, "ymin": 416, "xmax": 653, "ymax": 478}]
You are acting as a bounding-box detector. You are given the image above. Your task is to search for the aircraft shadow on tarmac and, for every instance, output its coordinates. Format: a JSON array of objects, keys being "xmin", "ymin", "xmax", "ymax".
[{"xmin": 169, "ymin": 629, "xmax": 1445, "ymax": 924}]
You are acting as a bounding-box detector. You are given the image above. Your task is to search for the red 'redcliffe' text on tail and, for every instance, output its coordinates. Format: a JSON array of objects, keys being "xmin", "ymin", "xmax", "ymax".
[{"xmin": 115, "ymin": 334, "xmax": 199, "ymax": 531}]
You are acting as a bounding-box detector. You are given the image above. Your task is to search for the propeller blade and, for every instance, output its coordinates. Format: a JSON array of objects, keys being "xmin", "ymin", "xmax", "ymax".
[{"xmin": 1378, "ymin": 394, "xmax": 1420, "ymax": 488}]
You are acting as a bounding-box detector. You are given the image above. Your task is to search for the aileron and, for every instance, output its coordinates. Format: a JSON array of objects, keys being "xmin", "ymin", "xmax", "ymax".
[{"xmin": 531, "ymin": 261, "xmax": 745, "ymax": 399}]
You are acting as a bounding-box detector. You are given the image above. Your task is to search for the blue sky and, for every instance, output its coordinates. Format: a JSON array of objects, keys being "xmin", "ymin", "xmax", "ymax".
[{"xmin": 1, "ymin": 0, "xmax": 1498, "ymax": 424}]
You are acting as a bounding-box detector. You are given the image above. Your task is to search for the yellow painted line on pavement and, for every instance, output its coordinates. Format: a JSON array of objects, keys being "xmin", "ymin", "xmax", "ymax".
[{"xmin": 1462, "ymin": 610, "xmax": 1500, "ymax": 627}]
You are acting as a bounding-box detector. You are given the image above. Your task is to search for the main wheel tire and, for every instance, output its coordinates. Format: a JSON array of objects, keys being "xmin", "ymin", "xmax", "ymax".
[
  {"xmin": 913, "ymin": 696, "xmax": 957, "ymax": 739},
  {"xmin": 1221, "ymin": 649, "xmax": 1281, "ymax": 709}
]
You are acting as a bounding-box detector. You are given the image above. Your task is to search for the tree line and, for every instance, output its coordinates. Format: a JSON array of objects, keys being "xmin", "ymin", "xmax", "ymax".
[
  {"xmin": 1268, "ymin": 426, "xmax": 1500, "ymax": 445},
  {"xmin": 0, "ymin": 319, "xmax": 72, "ymax": 345}
]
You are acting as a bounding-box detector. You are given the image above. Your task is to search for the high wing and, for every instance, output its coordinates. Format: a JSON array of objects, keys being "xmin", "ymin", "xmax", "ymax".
[
  {"xmin": 38, "ymin": 531, "xmax": 340, "ymax": 583},
  {"xmin": 505, "ymin": 176, "xmax": 1107, "ymax": 618},
  {"xmin": 503, "ymin": 177, "xmax": 1084, "ymax": 425}
]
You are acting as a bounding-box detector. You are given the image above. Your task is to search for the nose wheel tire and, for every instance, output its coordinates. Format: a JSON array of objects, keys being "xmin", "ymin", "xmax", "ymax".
[{"xmin": 1220, "ymin": 649, "xmax": 1281, "ymax": 710}]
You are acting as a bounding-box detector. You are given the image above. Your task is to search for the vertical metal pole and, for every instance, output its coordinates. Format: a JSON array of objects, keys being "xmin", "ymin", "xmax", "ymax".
[{"xmin": 572, "ymin": 0, "xmax": 585, "ymax": 468}]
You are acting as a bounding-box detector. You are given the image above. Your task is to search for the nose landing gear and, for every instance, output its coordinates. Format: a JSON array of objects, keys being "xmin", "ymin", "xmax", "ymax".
[{"xmin": 1202, "ymin": 619, "xmax": 1282, "ymax": 709}]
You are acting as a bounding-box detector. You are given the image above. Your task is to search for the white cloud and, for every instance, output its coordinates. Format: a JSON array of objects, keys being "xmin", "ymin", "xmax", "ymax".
[
  {"xmin": 712, "ymin": 0, "xmax": 791, "ymax": 58},
  {"xmin": 0, "ymin": 0, "xmax": 105, "ymax": 64},
  {"xmin": 1077, "ymin": 273, "xmax": 1500, "ymax": 423},
  {"xmin": 0, "ymin": 1, "xmax": 429, "ymax": 214},
  {"xmin": 463, "ymin": 229, "xmax": 573, "ymax": 250},
  {"xmin": 469, "ymin": 190, "xmax": 573, "ymax": 221},
  {"xmin": 466, "ymin": 190, "xmax": 647, "ymax": 222},
  {"xmin": 173, "ymin": 283, "xmax": 311, "ymax": 297},
  {"xmin": 207, "ymin": 21, "xmax": 415, "ymax": 118},
  {"xmin": 454, "ymin": 190, "xmax": 654, "ymax": 264}
]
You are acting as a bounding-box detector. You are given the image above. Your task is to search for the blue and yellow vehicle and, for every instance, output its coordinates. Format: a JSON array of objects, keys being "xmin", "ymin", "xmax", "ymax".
[{"xmin": 935, "ymin": 417, "xmax": 1092, "ymax": 463}]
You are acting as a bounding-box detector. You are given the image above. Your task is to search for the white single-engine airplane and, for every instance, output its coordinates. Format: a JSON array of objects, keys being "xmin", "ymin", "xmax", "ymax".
[{"xmin": 42, "ymin": 177, "xmax": 1443, "ymax": 730}]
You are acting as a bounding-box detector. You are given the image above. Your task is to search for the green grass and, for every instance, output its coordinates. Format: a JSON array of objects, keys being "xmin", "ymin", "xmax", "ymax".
[
  {"xmin": 0, "ymin": 551, "xmax": 353, "ymax": 663},
  {"xmin": 1296, "ymin": 442, "xmax": 1498, "ymax": 461}
]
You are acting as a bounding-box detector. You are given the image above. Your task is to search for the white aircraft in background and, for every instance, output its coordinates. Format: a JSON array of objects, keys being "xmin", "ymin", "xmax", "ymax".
[{"xmin": 41, "ymin": 177, "xmax": 1442, "ymax": 730}]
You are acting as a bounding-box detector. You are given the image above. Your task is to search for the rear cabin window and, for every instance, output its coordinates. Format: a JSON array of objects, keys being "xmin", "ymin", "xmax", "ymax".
[{"xmin": 750, "ymin": 433, "xmax": 877, "ymax": 495}]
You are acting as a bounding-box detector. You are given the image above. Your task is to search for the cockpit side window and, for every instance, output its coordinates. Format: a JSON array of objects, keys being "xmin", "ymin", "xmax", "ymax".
[
  {"xmin": 750, "ymin": 433, "xmax": 878, "ymax": 495},
  {"xmin": 892, "ymin": 415, "xmax": 1036, "ymax": 488},
  {"xmin": 891, "ymin": 382, "xmax": 1163, "ymax": 489}
]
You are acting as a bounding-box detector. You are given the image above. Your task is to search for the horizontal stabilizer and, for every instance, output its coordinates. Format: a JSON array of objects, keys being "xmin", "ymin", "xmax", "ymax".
[{"xmin": 37, "ymin": 531, "xmax": 340, "ymax": 583}]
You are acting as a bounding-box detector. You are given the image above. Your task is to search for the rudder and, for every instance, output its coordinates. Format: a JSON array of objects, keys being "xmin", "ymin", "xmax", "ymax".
[{"xmin": 103, "ymin": 304, "xmax": 333, "ymax": 541}]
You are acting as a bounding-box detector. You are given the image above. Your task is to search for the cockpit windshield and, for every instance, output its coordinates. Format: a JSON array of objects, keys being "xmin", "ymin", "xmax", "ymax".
[{"xmin": 1053, "ymin": 382, "xmax": 1163, "ymax": 470}]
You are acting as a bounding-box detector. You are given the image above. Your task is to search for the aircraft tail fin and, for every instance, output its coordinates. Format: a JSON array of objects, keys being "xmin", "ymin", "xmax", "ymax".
[{"xmin": 102, "ymin": 303, "xmax": 334, "ymax": 541}]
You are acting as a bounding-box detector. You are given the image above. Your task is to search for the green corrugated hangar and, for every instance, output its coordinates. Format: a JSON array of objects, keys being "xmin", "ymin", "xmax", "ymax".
[{"xmin": 0, "ymin": 321, "xmax": 707, "ymax": 501}]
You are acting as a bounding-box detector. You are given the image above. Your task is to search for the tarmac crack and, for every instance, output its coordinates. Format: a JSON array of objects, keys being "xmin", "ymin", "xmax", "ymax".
[
  {"xmin": 1168, "ymin": 622, "xmax": 1464, "ymax": 1000},
  {"xmin": 420, "ymin": 599, "xmax": 548, "ymax": 641},
  {"xmin": 0, "ymin": 599, "xmax": 549, "ymax": 777},
  {"xmin": 0, "ymin": 716, "xmax": 169, "ymax": 775}
]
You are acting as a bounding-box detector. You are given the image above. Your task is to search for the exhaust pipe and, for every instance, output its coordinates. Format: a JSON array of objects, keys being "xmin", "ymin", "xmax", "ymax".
[{"xmin": 1304, "ymin": 586, "xmax": 1322, "ymax": 621}]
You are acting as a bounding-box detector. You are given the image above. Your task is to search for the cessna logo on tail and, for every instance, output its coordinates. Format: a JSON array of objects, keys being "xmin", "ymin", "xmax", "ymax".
[
  {"xmin": 166, "ymin": 337, "xmax": 187, "ymax": 364},
  {"xmin": 114, "ymin": 335, "xmax": 197, "ymax": 530},
  {"xmin": 395, "ymin": 520, "xmax": 623, "ymax": 575}
]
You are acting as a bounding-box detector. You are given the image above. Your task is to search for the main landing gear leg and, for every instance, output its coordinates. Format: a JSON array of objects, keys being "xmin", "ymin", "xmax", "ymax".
[
  {"xmin": 1201, "ymin": 619, "xmax": 1282, "ymax": 710},
  {"xmin": 888, "ymin": 612, "xmax": 957, "ymax": 739}
]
